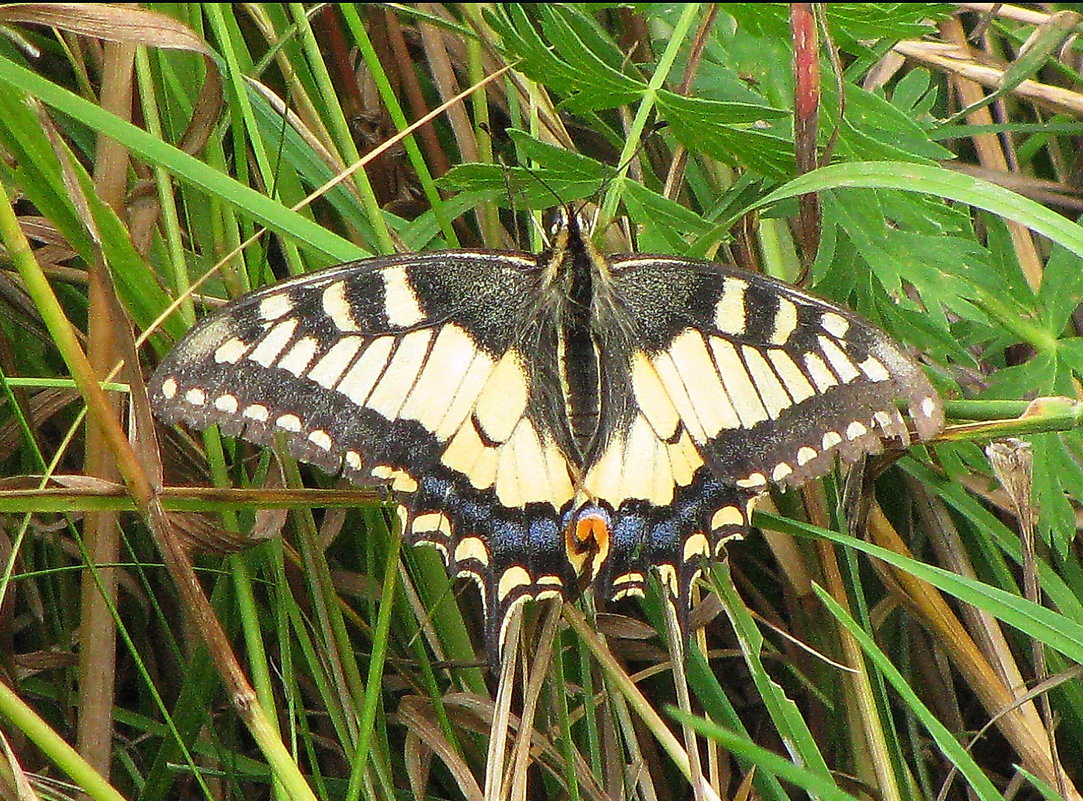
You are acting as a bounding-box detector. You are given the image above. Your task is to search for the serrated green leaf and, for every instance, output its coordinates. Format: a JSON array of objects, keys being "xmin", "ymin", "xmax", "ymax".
[{"xmin": 1037, "ymin": 245, "xmax": 1083, "ymax": 336}]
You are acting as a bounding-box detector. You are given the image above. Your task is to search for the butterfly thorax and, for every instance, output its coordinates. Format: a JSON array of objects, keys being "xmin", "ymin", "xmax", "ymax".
[{"xmin": 539, "ymin": 212, "xmax": 625, "ymax": 467}]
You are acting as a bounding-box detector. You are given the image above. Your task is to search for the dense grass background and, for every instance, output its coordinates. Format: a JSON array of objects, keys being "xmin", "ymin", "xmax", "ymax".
[{"xmin": 1, "ymin": 4, "xmax": 1083, "ymax": 800}]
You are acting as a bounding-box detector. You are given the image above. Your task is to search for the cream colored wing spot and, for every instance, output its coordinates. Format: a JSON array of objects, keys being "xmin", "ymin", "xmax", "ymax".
[
  {"xmin": 631, "ymin": 352, "xmax": 680, "ymax": 440},
  {"xmin": 846, "ymin": 421, "xmax": 868, "ymax": 440},
  {"xmin": 366, "ymin": 329, "xmax": 433, "ymax": 418},
  {"xmin": 772, "ymin": 462, "xmax": 793, "ymax": 482},
  {"xmin": 442, "ymin": 419, "xmax": 498, "ymax": 490},
  {"xmin": 345, "ymin": 451, "xmax": 363, "ymax": 470},
  {"xmin": 243, "ymin": 403, "xmax": 269, "ymax": 422},
  {"xmin": 667, "ymin": 330, "xmax": 740, "ymax": 438},
  {"xmin": 381, "ymin": 265, "xmax": 426, "ymax": 328},
  {"xmin": 276, "ymin": 413, "xmax": 302, "ymax": 432},
  {"xmin": 651, "ymin": 350, "xmax": 706, "ymax": 442},
  {"xmin": 766, "ymin": 350, "xmax": 815, "ymax": 404},
  {"xmin": 434, "ymin": 345, "xmax": 497, "ymax": 440},
  {"xmin": 797, "ymin": 446, "xmax": 818, "ymax": 466},
  {"xmin": 392, "ymin": 471, "xmax": 418, "ymax": 493},
  {"xmin": 307, "ymin": 337, "xmax": 364, "ymax": 389},
  {"xmin": 742, "ymin": 345, "xmax": 791, "ymax": 419},
  {"xmin": 455, "ymin": 536, "xmax": 489, "ymax": 566},
  {"xmin": 322, "ymin": 281, "xmax": 360, "ymax": 332},
  {"xmin": 803, "ymin": 352, "xmax": 838, "ymax": 393},
  {"xmin": 413, "ymin": 512, "xmax": 452, "ymax": 537},
  {"xmin": 664, "ymin": 429, "xmax": 701, "ymax": 488},
  {"xmin": 821, "ymin": 312, "xmax": 850, "ymax": 338},
  {"xmin": 682, "ymin": 532, "xmax": 710, "ymax": 562},
  {"xmin": 184, "ymin": 388, "xmax": 206, "ymax": 406},
  {"xmin": 496, "ymin": 419, "xmax": 574, "ymax": 508},
  {"xmin": 769, "ymin": 297, "xmax": 799, "ymax": 345},
  {"xmin": 920, "ymin": 396, "xmax": 937, "ymax": 418},
  {"xmin": 399, "ymin": 323, "xmax": 483, "ymax": 433},
  {"xmin": 161, "ymin": 378, "xmax": 177, "ymax": 399},
  {"xmin": 859, "ymin": 355, "xmax": 891, "ymax": 382},
  {"xmin": 736, "ymin": 472, "xmax": 767, "ymax": 489},
  {"xmin": 371, "ymin": 465, "xmax": 393, "ymax": 480},
  {"xmin": 214, "ymin": 337, "xmax": 249, "ymax": 364},
  {"xmin": 822, "ymin": 431, "xmax": 842, "ymax": 450},
  {"xmin": 873, "ymin": 410, "xmax": 894, "ymax": 430},
  {"xmin": 709, "ymin": 338, "xmax": 768, "ymax": 428},
  {"xmin": 818, "ymin": 336, "xmax": 861, "ymax": 383},
  {"xmin": 473, "ymin": 349, "xmax": 529, "ymax": 443},
  {"xmin": 710, "ymin": 505, "xmax": 744, "ymax": 530},
  {"xmin": 336, "ymin": 336, "xmax": 394, "ymax": 405},
  {"xmin": 214, "ymin": 394, "xmax": 238, "ymax": 414},
  {"xmin": 612, "ymin": 572, "xmax": 644, "ymax": 587},
  {"xmin": 656, "ymin": 563, "xmax": 678, "ymax": 597},
  {"xmin": 248, "ymin": 319, "xmax": 298, "ymax": 368},
  {"xmin": 714, "ymin": 276, "xmax": 748, "ymax": 335},
  {"xmin": 307, "ymin": 429, "xmax": 333, "ymax": 451},
  {"xmin": 278, "ymin": 336, "xmax": 320, "ymax": 377},
  {"xmin": 258, "ymin": 294, "xmax": 293, "ymax": 322}
]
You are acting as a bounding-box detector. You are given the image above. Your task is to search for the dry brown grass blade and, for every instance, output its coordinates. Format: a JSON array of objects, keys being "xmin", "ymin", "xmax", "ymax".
[{"xmin": 868, "ymin": 501, "xmax": 1082, "ymax": 799}]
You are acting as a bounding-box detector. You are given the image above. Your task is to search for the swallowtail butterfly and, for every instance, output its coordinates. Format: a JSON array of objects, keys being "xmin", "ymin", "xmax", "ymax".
[{"xmin": 149, "ymin": 210, "xmax": 943, "ymax": 660}]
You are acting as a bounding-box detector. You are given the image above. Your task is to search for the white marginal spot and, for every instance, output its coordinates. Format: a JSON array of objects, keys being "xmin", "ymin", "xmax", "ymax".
[
  {"xmin": 742, "ymin": 345, "xmax": 791, "ymax": 419},
  {"xmin": 921, "ymin": 396, "xmax": 937, "ymax": 418},
  {"xmin": 308, "ymin": 429, "xmax": 332, "ymax": 451},
  {"xmin": 413, "ymin": 512, "xmax": 452, "ymax": 537},
  {"xmin": 797, "ymin": 446, "xmax": 817, "ymax": 466},
  {"xmin": 859, "ymin": 355, "xmax": 891, "ymax": 382},
  {"xmin": 822, "ymin": 431, "xmax": 842, "ymax": 450},
  {"xmin": 656, "ymin": 564, "xmax": 678, "ymax": 597},
  {"xmin": 371, "ymin": 464, "xmax": 393, "ymax": 480},
  {"xmin": 258, "ymin": 294, "xmax": 293, "ymax": 322},
  {"xmin": 214, "ymin": 394, "xmax": 238, "ymax": 413},
  {"xmin": 248, "ymin": 319, "xmax": 298, "ymax": 368},
  {"xmin": 322, "ymin": 281, "xmax": 359, "ymax": 332},
  {"xmin": 498, "ymin": 565, "xmax": 532, "ymax": 602},
  {"xmin": 736, "ymin": 472, "xmax": 767, "ymax": 489},
  {"xmin": 803, "ymin": 352, "xmax": 838, "ymax": 393},
  {"xmin": 161, "ymin": 378, "xmax": 177, "ymax": 399},
  {"xmin": 243, "ymin": 404, "xmax": 269, "ymax": 422},
  {"xmin": 770, "ymin": 297, "xmax": 799, "ymax": 345},
  {"xmin": 455, "ymin": 536, "xmax": 489, "ymax": 566},
  {"xmin": 308, "ymin": 336, "xmax": 364, "ymax": 389},
  {"xmin": 277, "ymin": 336, "xmax": 320, "ymax": 377},
  {"xmin": 345, "ymin": 451, "xmax": 363, "ymax": 470},
  {"xmin": 612, "ymin": 572, "xmax": 644, "ymax": 586},
  {"xmin": 714, "ymin": 276, "xmax": 748, "ymax": 335},
  {"xmin": 708, "ymin": 338, "xmax": 767, "ymax": 429},
  {"xmin": 337, "ymin": 337, "xmax": 394, "ymax": 405},
  {"xmin": 391, "ymin": 471, "xmax": 418, "ymax": 493},
  {"xmin": 821, "ymin": 312, "xmax": 850, "ymax": 338},
  {"xmin": 214, "ymin": 337, "xmax": 248, "ymax": 364},
  {"xmin": 874, "ymin": 410, "xmax": 895, "ymax": 430},
  {"xmin": 772, "ymin": 462, "xmax": 793, "ymax": 482},
  {"xmin": 382, "ymin": 265, "xmax": 426, "ymax": 328},
  {"xmin": 276, "ymin": 413, "xmax": 302, "ymax": 432},
  {"xmin": 184, "ymin": 388, "xmax": 206, "ymax": 406},
  {"xmin": 682, "ymin": 532, "xmax": 710, "ymax": 563},
  {"xmin": 711, "ymin": 505, "xmax": 744, "ymax": 530},
  {"xmin": 846, "ymin": 421, "xmax": 868, "ymax": 440},
  {"xmin": 818, "ymin": 336, "xmax": 862, "ymax": 383}
]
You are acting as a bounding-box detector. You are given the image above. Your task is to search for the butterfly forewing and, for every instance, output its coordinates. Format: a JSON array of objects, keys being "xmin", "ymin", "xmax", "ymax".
[{"xmin": 150, "ymin": 218, "xmax": 943, "ymax": 663}]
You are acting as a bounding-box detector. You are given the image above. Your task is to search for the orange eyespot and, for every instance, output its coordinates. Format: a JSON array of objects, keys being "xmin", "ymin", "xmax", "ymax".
[{"xmin": 564, "ymin": 507, "xmax": 612, "ymax": 580}]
